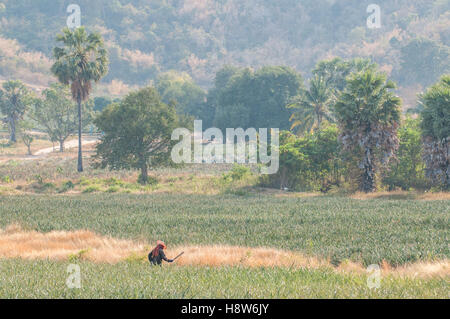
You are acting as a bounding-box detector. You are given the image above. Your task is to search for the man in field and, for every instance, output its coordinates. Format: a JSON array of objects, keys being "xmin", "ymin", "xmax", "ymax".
[{"xmin": 148, "ymin": 240, "xmax": 174, "ymax": 266}]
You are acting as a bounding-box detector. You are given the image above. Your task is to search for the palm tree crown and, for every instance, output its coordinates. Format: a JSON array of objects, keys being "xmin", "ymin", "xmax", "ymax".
[
  {"xmin": 288, "ymin": 75, "xmax": 334, "ymax": 135},
  {"xmin": 51, "ymin": 27, "xmax": 108, "ymax": 103}
]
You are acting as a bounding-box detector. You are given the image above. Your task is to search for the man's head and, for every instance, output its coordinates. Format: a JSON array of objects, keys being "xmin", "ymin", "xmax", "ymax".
[{"xmin": 156, "ymin": 240, "xmax": 166, "ymax": 249}]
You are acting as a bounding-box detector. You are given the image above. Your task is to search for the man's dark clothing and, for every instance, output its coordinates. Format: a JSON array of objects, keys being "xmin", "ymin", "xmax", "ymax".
[{"xmin": 148, "ymin": 248, "xmax": 169, "ymax": 265}]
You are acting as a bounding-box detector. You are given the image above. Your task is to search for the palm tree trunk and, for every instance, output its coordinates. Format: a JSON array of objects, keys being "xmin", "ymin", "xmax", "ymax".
[
  {"xmin": 77, "ymin": 98, "xmax": 83, "ymax": 172},
  {"xmin": 9, "ymin": 116, "xmax": 16, "ymax": 143},
  {"xmin": 444, "ymin": 138, "xmax": 449, "ymax": 190},
  {"xmin": 362, "ymin": 148, "xmax": 375, "ymax": 192},
  {"xmin": 316, "ymin": 109, "xmax": 322, "ymax": 131},
  {"xmin": 315, "ymin": 107, "xmax": 322, "ymax": 132}
]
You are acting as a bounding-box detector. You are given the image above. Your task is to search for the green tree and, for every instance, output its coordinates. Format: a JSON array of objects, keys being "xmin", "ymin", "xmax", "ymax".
[
  {"xmin": 213, "ymin": 66, "xmax": 303, "ymax": 130},
  {"xmin": 17, "ymin": 120, "xmax": 34, "ymax": 155},
  {"xmin": 288, "ymin": 75, "xmax": 334, "ymax": 135},
  {"xmin": 205, "ymin": 66, "xmax": 240, "ymax": 126},
  {"xmin": 214, "ymin": 103, "xmax": 249, "ymax": 130},
  {"xmin": 312, "ymin": 57, "xmax": 350, "ymax": 92},
  {"xmin": 335, "ymin": 69, "xmax": 402, "ymax": 192},
  {"xmin": 213, "ymin": 68, "xmax": 254, "ymax": 130},
  {"xmin": 21, "ymin": 133, "xmax": 33, "ymax": 155},
  {"xmin": 261, "ymin": 131, "xmax": 309, "ymax": 190},
  {"xmin": 51, "ymin": 27, "xmax": 109, "ymax": 172},
  {"xmin": 33, "ymin": 84, "xmax": 93, "ymax": 152},
  {"xmin": 0, "ymin": 80, "xmax": 31, "ymax": 143},
  {"xmin": 94, "ymin": 87, "xmax": 179, "ymax": 184},
  {"xmin": 420, "ymin": 75, "xmax": 450, "ymax": 188},
  {"xmin": 261, "ymin": 126, "xmax": 343, "ymax": 192},
  {"xmin": 93, "ymin": 96, "xmax": 115, "ymax": 112},
  {"xmin": 307, "ymin": 125, "xmax": 343, "ymax": 192},
  {"xmin": 156, "ymin": 71, "xmax": 206, "ymax": 119},
  {"xmin": 383, "ymin": 117, "xmax": 426, "ymax": 190},
  {"xmin": 312, "ymin": 58, "xmax": 377, "ymax": 94}
]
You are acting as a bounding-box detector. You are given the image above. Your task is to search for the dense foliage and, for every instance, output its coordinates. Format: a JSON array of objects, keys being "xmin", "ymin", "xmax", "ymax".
[
  {"xmin": 261, "ymin": 126, "xmax": 343, "ymax": 191},
  {"xmin": 156, "ymin": 70, "xmax": 206, "ymax": 119},
  {"xmin": 288, "ymin": 75, "xmax": 335, "ymax": 134},
  {"xmin": 211, "ymin": 66, "xmax": 303, "ymax": 130},
  {"xmin": 32, "ymin": 84, "xmax": 93, "ymax": 151},
  {"xmin": 420, "ymin": 75, "xmax": 450, "ymax": 189},
  {"xmin": 94, "ymin": 87, "xmax": 179, "ymax": 184},
  {"xmin": 383, "ymin": 117, "xmax": 427, "ymax": 190}
]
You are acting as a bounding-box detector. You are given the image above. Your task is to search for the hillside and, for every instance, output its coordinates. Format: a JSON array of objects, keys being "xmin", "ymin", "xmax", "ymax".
[{"xmin": 0, "ymin": 0, "xmax": 449, "ymax": 108}]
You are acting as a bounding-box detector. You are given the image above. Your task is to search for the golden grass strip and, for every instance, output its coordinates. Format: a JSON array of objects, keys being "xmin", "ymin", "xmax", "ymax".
[
  {"xmin": 0, "ymin": 224, "xmax": 145, "ymax": 263},
  {"xmin": 0, "ymin": 225, "xmax": 448, "ymax": 278}
]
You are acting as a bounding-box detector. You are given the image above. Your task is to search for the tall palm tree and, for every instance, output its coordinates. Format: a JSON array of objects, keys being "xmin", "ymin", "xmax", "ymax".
[
  {"xmin": 0, "ymin": 80, "xmax": 30, "ymax": 143},
  {"xmin": 288, "ymin": 75, "xmax": 334, "ymax": 135},
  {"xmin": 334, "ymin": 69, "xmax": 401, "ymax": 192},
  {"xmin": 51, "ymin": 27, "xmax": 108, "ymax": 172}
]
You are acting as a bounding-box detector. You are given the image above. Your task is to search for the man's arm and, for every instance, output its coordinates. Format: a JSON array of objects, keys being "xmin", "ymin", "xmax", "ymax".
[{"xmin": 160, "ymin": 250, "xmax": 173, "ymax": 263}]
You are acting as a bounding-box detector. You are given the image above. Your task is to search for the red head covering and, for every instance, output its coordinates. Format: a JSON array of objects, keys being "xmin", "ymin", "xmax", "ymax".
[{"xmin": 152, "ymin": 240, "xmax": 166, "ymax": 257}]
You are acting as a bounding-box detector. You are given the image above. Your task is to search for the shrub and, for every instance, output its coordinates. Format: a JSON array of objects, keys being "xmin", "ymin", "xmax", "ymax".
[
  {"xmin": 138, "ymin": 174, "xmax": 158, "ymax": 186},
  {"xmin": 106, "ymin": 186, "xmax": 120, "ymax": 193},
  {"xmin": 228, "ymin": 164, "xmax": 251, "ymax": 181},
  {"xmin": 83, "ymin": 185, "xmax": 101, "ymax": 193},
  {"xmin": 1, "ymin": 175, "xmax": 13, "ymax": 183},
  {"xmin": 59, "ymin": 180, "xmax": 75, "ymax": 193},
  {"xmin": 383, "ymin": 117, "xmax": 428, "ymax": 190},
  {"xmin": 31, "ymin": 182, "xmax": 56, "ymax": 193},
  {"xmin": 104, "ymin": 177, "xmax": 124, "ymax": 187},
  {"xmin": 261, "ymin": 126, "xmax": 344, "ymax": 191}
]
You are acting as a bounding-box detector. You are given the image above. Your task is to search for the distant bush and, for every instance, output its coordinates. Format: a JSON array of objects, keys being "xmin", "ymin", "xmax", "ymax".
[
  {"xmin": 1, "ymin": 175, "xmax": 13, "ymax": 183},
  {"xmin": 383, "ymin": 117, "xmax": 429, "ymax": 190},
  {"xmin": 261, "ymin": 126, "xmax": 344, "ymax": 192},
  {"xmin": 59, "ymin": 180, "xmax": 75, "ymax": 193},
  {"xmin": 106, "ymin": 186, "xmax": 120, "ymax": 193},
  {"xmin": 83, "ymin": 185, "xmax": 101, "ymax": 193},
  {"xmin": 31, "ymin": 182, "xmax": 56, "ymax": 193},
  {"xmin": 228, "ymin": 164, "xmax": 251, "ymax": 181}
]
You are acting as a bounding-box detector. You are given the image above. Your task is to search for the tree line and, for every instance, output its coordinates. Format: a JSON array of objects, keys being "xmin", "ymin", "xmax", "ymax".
[{"xmin": 1, "ymin": 27, "xmax": 448, "ymax": 192}]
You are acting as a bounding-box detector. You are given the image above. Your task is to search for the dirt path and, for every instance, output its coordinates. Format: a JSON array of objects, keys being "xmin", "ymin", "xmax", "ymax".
[
  {"xmin": 34, "ymin": 139, "xmax": 97, "ymax": 155},
  {"xmin": 0, "ymin": 138, "xmax": 98, "ymax": 163}
]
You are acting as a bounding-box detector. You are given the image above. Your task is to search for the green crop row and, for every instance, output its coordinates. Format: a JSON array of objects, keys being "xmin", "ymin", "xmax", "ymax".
[
  {"xmin": 0, "ymin": 259, "xmax": 447, "ymax": 299},
  {"xmin": 0, "ymin": 194, "xmax": 448, "ymax": 266}
]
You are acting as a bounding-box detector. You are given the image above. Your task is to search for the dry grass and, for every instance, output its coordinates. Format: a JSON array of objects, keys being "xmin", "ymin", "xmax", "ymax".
[
  {"xmin": 0, "ymin": 224, "xmax": 145, "ymax": 263},
  {"xmin": 384, "ymin": 260, "xmax": 450, "ymax": 279},
  {"xmin": 0, "ymin": 225, "xmax": 448, "ymax": 279},
  {"xmin": 170, "ymin": 246, "xmax": 450, "ymax": 279},
  {"xmin": 416, "ymin": 192, "xmax": 450, "ymax": 201},
  {"xmin": 350, "ymin": 191, "xmax": 450, "ymax": 201},
  {"xmin": 274, "ymin": 191, "xmax": 322, "ymax": 198},
  {"xmin": 170, "ymin": 245, "xmax": 329, "ymax": 269}
]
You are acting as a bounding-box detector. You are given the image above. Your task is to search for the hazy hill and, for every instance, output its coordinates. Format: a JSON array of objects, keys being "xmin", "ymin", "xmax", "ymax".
[{"xmin": 0, "ymin": 0, "xmax": 449, "ymax": 108}]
